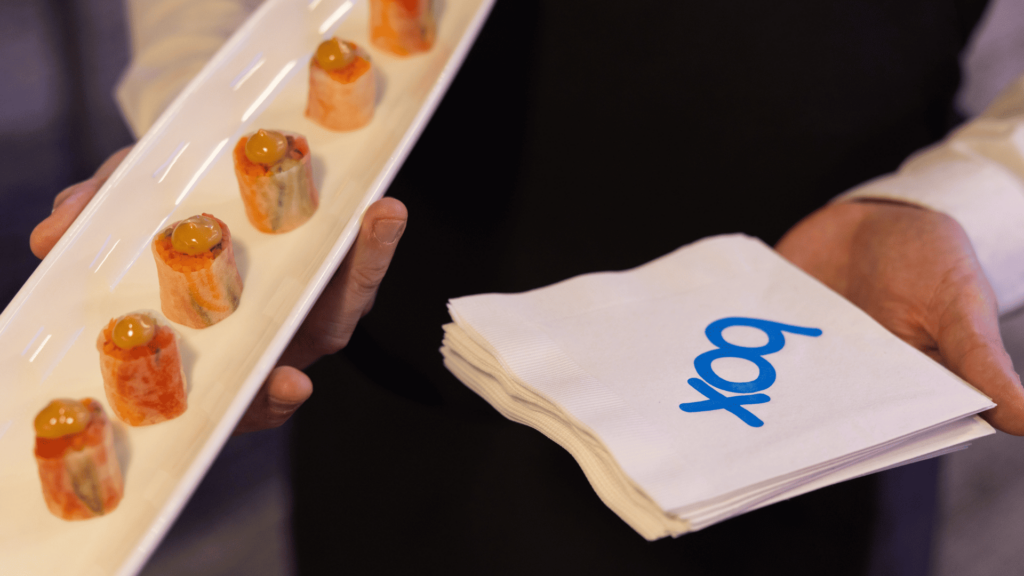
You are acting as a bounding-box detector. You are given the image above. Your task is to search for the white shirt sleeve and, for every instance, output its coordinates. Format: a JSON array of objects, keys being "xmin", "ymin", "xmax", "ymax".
[
  {"xmin": 839, "ymin": 76, "xmax": 1024, "ymax": 315},
  {"xmin": 116, "ymin": 0, "xmax": 263, "ymax": 137}
]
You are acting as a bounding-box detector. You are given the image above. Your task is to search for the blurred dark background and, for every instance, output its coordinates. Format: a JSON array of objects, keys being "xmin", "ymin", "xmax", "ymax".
[{"xmin": 0, "ymin": 0, "xmax": 132, "ymax": 307}]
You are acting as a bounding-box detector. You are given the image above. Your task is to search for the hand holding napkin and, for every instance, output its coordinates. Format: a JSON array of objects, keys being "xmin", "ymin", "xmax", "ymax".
[{"xmin": 441, "ymin": 234, "xmax": 994, "ymax": 540}]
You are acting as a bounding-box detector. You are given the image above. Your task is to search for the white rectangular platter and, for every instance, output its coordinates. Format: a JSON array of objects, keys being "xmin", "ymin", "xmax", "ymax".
[{"xmin": 0, "ymin": 0, "xmax": 493, "ymax": 573}]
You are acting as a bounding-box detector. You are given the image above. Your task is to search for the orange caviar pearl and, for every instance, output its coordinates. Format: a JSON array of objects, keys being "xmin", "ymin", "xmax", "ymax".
[
  {"xmin": 315, "ymin": 38, "xmax": 355, "ymax": 71},
  {"xmin": 34, "ymin": 399, "xmax": 91, "ymax": 439},
  {"xmin": 171, "ymin": 215, "xmax": 223, "ymax": 256},
  {"xmin": 112, "ymin": 313, "xmax": 156, "ymax": 350},
  {"xmin": 244, "ymin": 129, "xmax": 289, "ymax": 165}
]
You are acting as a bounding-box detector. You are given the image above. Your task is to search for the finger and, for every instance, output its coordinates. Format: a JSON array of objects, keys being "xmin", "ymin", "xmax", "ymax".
[
  {"xmin": 343, "ymin": 197, "xmax": 407, "ymax": 314},
  {"xmin": 932, "ymin": 271, "xmax": 1024, "ymax": 435},
  {"xmin": 278, "ymin": 197, "xmax": 407, "ymax": 368},
  {"xmin": 94, "ymin": 145, "xmax": 133, "ymax": 179},
  {"xmin": 31, "ymin": 181, "xmax": 101, "ymax": 259},
  {"xmin": 234, "ymin": 366, "xmax": 313, "ymax": 434},
  {"xmin": 31, "ymin": 146, "xmax": 133, "ymax": 259},
  {"xmin": 51, "ymin": 147, "xmax": 132, "ymax": 211}
]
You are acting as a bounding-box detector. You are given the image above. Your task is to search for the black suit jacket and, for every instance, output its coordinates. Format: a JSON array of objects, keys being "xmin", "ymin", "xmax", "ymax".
[{"xmin": 291, "ymin": 1, "xmax": 988, "ymax": 573}]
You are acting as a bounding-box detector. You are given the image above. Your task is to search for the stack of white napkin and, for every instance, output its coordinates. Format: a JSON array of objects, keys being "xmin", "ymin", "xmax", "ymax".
[{"xmin": 441, "ymin": 234, "xmax": 994, "ymax": 540}]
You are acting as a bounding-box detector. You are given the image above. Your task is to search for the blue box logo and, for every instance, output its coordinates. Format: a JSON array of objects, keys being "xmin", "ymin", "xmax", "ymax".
[{"xmin": 679, "ymin": 317, "xmax": 822, "ymax": 427}]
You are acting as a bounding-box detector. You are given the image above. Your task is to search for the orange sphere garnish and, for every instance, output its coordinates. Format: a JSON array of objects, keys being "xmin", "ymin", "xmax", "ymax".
[
  {"xmin": 112, "ymin": 313, "xmax": 156, "ymax": 350},
  {"xmin": 171, "ymin": 215, "xmax": 223, "ymax": 255},
  {"xmin": 315, "ymin": 37, "xmax": 356, "ymax": 71},
  {"xmin": 34, "ymin": 399, "xmax": 91, "ymax": 439},
  {"xmin": 244, "ymin": 129, "xmax": 289, "ymax": 165}
]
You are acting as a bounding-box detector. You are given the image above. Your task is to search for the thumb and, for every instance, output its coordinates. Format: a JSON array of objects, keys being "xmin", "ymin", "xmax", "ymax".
[
  {"xmin": 276, "ymin": 196, "xmax": 408, "ymax": 369},
  {"xmin": 234, "ymin": 366, "xmax": 314, "ymax": 434},
  {"xmin": 933, "ymin": 270, "xmax": 1024, "ymax": 435},
  {"xmin": 341, "ymin": 196, "xmax": 408, "ymax": 319}
]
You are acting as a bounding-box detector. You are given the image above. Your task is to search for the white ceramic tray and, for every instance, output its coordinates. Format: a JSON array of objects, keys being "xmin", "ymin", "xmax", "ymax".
[{"xmin": 0, "ymin": 0, "xmax": 493, "ymax": 573}]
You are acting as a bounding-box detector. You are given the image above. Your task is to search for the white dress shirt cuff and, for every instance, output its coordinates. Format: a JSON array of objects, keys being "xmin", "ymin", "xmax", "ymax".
[{"xmin": 838, "ymin": 75, "xmax": 1024, "ymax": 314}]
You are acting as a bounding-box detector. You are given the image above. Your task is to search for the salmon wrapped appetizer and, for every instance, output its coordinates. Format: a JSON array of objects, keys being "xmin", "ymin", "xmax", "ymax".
[
  {"xmin": 97, "ymin": 312, "xmax": 187, "ymax": 426},
  {"xmin": 152, "ymin": 214, "xmax": 243, "ymax": 328},
  {"xmin": 34, "ymin": 398, "xmax": 124, "ymax": 520},
  {"xmin": 232, "ymin": 129, "xmax": 319, "ymax": 233},
  {"xmin": 370, "ymin": 0, "xmax": 436, "ymax": 56},
  {"xmin": 306, "ymin": 38, "xmax": 376, "ymax": 131}
]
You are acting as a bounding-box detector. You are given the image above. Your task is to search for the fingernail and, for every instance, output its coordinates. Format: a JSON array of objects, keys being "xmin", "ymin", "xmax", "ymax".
[
  {"xmin": 268, "ymin": 397, "xmax": 304, "ymax": 415},
  {"xmin": 372, "ymin": 219, "xmax": 406, "ymax": 244}
]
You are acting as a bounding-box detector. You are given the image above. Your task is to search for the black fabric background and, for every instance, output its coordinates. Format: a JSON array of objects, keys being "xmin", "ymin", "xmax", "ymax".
[{"xmin": 292, "ymin": 1, "xmax": 989, "ymax": 573}]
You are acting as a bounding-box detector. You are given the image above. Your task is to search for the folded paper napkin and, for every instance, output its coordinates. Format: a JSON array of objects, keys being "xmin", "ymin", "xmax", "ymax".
[{"xmin": 441, "ymin": 234, "xmax": 995, "ymax": 540}]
